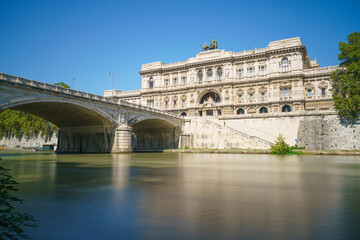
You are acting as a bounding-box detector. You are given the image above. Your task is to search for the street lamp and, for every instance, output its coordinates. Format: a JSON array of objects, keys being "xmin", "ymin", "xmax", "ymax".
[{"xmin": 109, "ymin": 71, "xmax": 114, "ymax": 89}]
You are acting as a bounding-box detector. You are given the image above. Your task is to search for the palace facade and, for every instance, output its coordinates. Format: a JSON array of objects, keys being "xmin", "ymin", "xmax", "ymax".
[{"xmin": 104, "ymin": 37, "xmax": 337, "ymax": 118}]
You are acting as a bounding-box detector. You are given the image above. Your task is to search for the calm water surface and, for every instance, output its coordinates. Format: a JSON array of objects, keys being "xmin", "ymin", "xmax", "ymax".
[{"xmin": 1, "ymin": 152, "xmax": 360, "ymax": 240}]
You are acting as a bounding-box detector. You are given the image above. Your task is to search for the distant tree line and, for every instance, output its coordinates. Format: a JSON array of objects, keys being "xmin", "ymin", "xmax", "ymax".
[{"xmin": 0, "ymin": 110, "xmax": 58, "ymax": 139}]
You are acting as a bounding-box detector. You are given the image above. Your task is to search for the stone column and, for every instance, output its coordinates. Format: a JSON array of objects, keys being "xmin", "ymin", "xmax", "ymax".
[{"xmin": 112, "ymin": 125, "xmax": 133, "ymax": 153}]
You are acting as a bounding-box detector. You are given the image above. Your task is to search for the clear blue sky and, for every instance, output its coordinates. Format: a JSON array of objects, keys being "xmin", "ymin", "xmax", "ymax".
[{"xmin": 1, "ymin": 0, "xmax": 359, "ymax": 95}]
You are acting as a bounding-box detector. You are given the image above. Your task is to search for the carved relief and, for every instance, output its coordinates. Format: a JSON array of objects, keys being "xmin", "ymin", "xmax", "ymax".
[
  {"xmin": 318, "ymin": 81, "xmax": 328, "ymax": 89},
  {"xmin": 248, "ymin": 88, "xmax": 255, "ymax": 94},
  {"xmin": 305, "ymin": 83, "xmax": 315, "ymax": 90},
  {"xmin": 247, "ymin": 108, "xmax": 256, "ymax": 114},
  {"xmin": 225, "ymin": 90, "xmax": 230, "ymax": 100},
  {"xmin": 236, "ymin": 89, "xmax": 244, "ymax": 95},
  {"xmin": 259, "ymin": 87, "xmax": 267, "ymax": 93}
]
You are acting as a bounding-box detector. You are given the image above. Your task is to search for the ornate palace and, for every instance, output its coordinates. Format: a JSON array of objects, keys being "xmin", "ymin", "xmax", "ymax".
[{"xmin": 104, "ymin": 37, "xmax": 337, "ymax": 118}]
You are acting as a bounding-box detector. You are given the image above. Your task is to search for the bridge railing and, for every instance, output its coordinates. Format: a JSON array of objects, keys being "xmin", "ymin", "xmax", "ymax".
[{"xmin": 0, "ymin": 73, "xmax": 183, "ymax": 119}]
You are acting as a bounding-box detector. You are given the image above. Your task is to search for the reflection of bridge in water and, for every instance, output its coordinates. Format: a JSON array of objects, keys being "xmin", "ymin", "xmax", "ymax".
[{"xmin": 0, "ymin": 73, "xmax": 190, "ymax": 153}]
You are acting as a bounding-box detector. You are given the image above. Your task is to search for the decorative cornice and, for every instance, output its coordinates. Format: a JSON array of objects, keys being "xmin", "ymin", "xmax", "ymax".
[{"xmin": 139, "ymin": 46, "xmax": 306, "ymax": 75}]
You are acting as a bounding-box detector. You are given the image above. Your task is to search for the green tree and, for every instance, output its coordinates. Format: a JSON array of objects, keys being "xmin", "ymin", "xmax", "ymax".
[
  {"xmin": 0, "ymin": 110, "xmax": 58, "ymax": 139},
  {"xmin": 54, "ymin": 82, "xmax": 70, "ymax": 89},
  {"xmin": 270, "ymin": 134, "xmax": 290, "ymax": 155},
  {"xmin": 330, "ymin": 31, "xmax": 360, "ymax": 121},
  {"xmin": 0, "ymin": 81, "xmax": 70, "ymax": 139},
  {"xmin": 0, "ymin": 161, "xmax": 36, "ymax": 239}
]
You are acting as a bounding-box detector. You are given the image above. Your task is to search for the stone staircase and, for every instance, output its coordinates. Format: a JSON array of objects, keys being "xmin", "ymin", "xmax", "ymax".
[
  {"xmin": 202, "ymin": 118, "xmax": 274, "ymax": 146},
  {"xmin": 189, "ymin": 118, "xmax": 273, "ymax": 149}
]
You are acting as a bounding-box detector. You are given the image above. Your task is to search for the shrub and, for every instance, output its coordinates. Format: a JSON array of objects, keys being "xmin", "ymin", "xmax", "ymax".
[
  {"xmin": 270, "ymin": 134, "xmax": 290, "ymax": 155},
  {"xmin": 0, "ymin": 161, "xmax": 36, "ymax": 239}
]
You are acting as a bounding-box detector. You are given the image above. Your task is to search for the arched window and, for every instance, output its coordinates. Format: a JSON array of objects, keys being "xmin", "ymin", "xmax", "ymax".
[
  {"xmin": 260, "ymin": 107, "xmax": 268, "ymax": 113},
  {"xmin": 217, "ymin": 68, "xmax": 222, "ymax": 80},
  {"xmin": 181, "ymin": 112, "xmax": 187, "ymax": 116},
  {"xmin": 200, "ymin": 92, "xmax": 221, "ymax": 104},
  {"xmin": 149, "ymin": 77, "xmax": 154, "ymax": 88},
  {"xmin": 207, "ymin": 69, "xmax": 213, "ymax": 81},
  {"xmin": 281, "ymin": 58, "xmax": 289, "ymax": 72},
  {"xmin": 198, "ymin": 70, "xmax": 203, "ymax": 82},
  {"xmin": 237, "ymin": 108, "xmax": 245, "ymax": 115},
  {"xmin": 282, "ymin": 105, "xmax": 291, "ymax": 112}
]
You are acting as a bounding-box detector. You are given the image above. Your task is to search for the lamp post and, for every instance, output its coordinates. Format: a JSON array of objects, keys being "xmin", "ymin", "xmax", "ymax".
[
  {"xmin": 71, "ymin": 76, "xmax": 75, "ymax": 89},
  {"xmin": 109, "ymin": 71, "xmax": 114, "ymax": 90}
]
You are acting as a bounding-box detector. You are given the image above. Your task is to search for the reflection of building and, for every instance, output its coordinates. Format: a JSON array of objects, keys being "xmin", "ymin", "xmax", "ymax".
[{"xmin": 105, "ymin": 37, "xmax": 337, "ymax": 118}]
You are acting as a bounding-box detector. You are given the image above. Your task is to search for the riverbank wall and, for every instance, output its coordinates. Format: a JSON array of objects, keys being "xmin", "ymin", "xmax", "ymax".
[
  {"xmin": 1, "ymin": 114, "xmax": 359, "ymax": 151},
  {"xmin": 0, "ymin": 133, "xmax": 57, "ymax": 148},
  {"xmin": 213, "ymin": 113, "xmax": 360, "ymax": 150}
]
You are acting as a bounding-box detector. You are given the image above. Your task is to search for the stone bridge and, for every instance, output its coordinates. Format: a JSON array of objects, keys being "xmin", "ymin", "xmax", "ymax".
[{"xmin": 0, "ymin": 73, "xmax": 189, "ymax": 153}]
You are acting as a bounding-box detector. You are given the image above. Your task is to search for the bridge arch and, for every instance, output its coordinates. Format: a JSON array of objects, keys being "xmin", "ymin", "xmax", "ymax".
[
  {"xmin": 1, "ymin": 97, "xmax": 118, "ymax": 127},
  {"xmin": 1, "ymin": 97, "xmax": 118, "ymax": 153},
  {"xmin": 129, "ymin": 116, "xmax": 181, "ymax": 151}
]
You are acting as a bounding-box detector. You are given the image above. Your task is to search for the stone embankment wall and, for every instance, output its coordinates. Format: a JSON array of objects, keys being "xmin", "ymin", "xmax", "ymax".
[
  {"xmin": 210, "ymin": 114, "xmax": 360, "ymax": 150},
  {"xmin": 218, "ymin": 117, "xmax": 301, "ymax": 146},
  {"xmin": 188, "ymin": 118, "xmax": 271, "ymax": 149},
  {"xmin": 298, "ymin": 115, "xmax": 360, "ymax": 150},
  {"xmin": 0, "ymin": 133, "xmax": 57, "ymax": 148}
]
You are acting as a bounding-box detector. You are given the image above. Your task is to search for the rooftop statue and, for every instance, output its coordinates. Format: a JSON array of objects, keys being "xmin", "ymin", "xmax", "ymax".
[{"xmin": 201, "ymin": 39, "xmax": 218, "ymax": 51}]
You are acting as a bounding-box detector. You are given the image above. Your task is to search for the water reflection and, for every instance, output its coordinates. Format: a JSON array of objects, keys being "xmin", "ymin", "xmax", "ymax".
[{"xmin": 1, "ymin": 152, "xmax": 360, "ymax": 240}]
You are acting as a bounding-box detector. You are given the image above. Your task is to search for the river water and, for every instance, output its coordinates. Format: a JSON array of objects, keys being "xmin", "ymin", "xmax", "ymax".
[{"xmin": 1, "ymin": 152, "xmax": 360, "ymax": 240}]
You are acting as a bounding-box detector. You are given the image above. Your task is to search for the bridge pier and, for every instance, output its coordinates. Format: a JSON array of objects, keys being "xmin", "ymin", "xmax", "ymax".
[{"xmin": 111, "ymin": 125, "xmax": 133, "ymax": 153}]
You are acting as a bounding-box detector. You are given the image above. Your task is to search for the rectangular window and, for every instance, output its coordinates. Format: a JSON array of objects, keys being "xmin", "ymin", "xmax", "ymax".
[
  {"xmin": 182, "ymin": 99, "xmax": 186, "ymax": 107},
  {"xmin": 172, "ymin": 78, "xmax": 178, "ymax": 86},
  {"xmin": 238, "ymin": 94, "xmax": 242, "ymax": 102},
  {"xmin": 280, "ymin": 87, "xmax": 292, "ymax": 98},
  {"xmin": 147, "ymin": 100, "xmax": 154, "ymax": 108},
  {"xmin": 259, "ymin": 66, "xmax": 267, "ymax": 75},
  {"xmin": 321, "ymin": 88, "xmax": 326, "ymax": 96},
  {"xmin": 165, "ymin": 101, "xmax": 168, "ymax": 108},
  {"xmin": 247, "ymin": 67, "xmax": 255, "ymax": 76},
  {"xmin": 206, "ymin": 110, "xmax": 213, "ymax": 116},
  {"xmin": 174, "ymin": 100, "xmax": 177, "ymax": 108},
  {"xmin": 199, "ymin": 111, "xmax": 203, "ymax": 117},
  {"xmin": 261, "ymin": 93, "xmax": 265, "ymax": 100},
  {"xmin": 307, "ymin": 89, "xmax": 312, "ymax": 97},
  {"xmin": 236, "ymin": 69, "xmax": 243, "ymax": 78},
  {"xmin": 181, "ymin": 77, "xmax": 187, "ymax": 85},
  {"xmin": 217, "ymin": 110, "xmax": 222, "ymax": 116},
  {"xmin": 207, "ymin": 71, "xmax": 213, "ymax": 81},
  {"xmin": 165, "ymin": 79, "xmax": 170, "ymax": 87},
  {"xmin": 249, "ymin": 93, "xmax": 254, "ymax": 101}
]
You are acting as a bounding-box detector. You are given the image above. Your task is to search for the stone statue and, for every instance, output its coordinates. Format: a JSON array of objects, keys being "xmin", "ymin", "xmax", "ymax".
[
  {"xmin": 201, "ymin": 42, "xmax": 210, "ymax": 51},
  {"xmin": 201, "ymin": 39, "xmax": 218, "ymax": 51}
]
